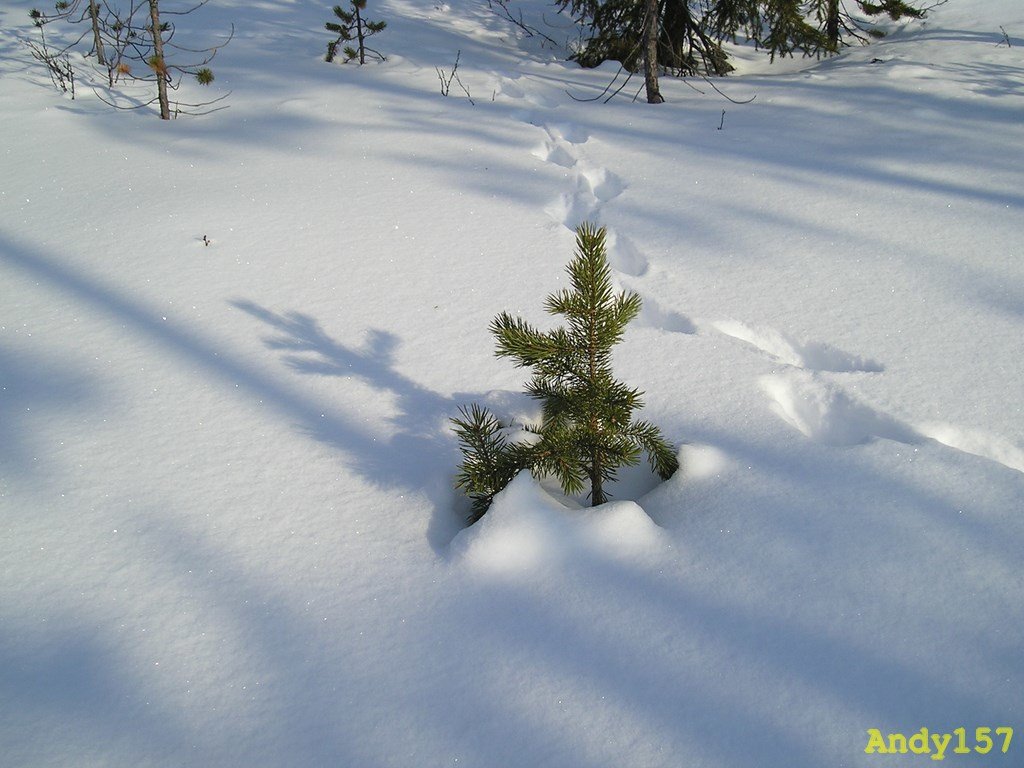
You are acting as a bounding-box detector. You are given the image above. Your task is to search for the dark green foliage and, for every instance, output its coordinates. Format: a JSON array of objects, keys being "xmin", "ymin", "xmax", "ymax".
[
  {"xmin": 805, "ymin": 0, "xmax": 924, "ymax": 49},
  {"xmin": 860, "ymin": 0, "xmax": 925, "ymax": 20},
  {"xmin": 452, "ymin": 405, "xmax": 537, "ymax": 523},
  {"xmin": 761, "ymin": 0, "xmax": 833, "ymax": 59},
  {"xmin": 711, "ymin": 0, "xmax": 833, "ymax": 57},
  {"xmin": 563, "ymin": 0, "xmax": 732, "ymax": 75},
  {"xmin": 453, "ymin": 223, "xmax": 679, "ymax": 520},
  {"xmin": 560, "ymin": 0, "xmax": 928, "ymax": 74},
  {"xmin": 325, "ymin": 0, "xmax": 386, "ymax": 64}
]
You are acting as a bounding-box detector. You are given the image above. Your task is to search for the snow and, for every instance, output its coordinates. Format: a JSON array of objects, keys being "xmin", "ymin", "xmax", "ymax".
[
  {"xmin": 452, "ymin": 472, "xmax": 669, "ymax": 575},
  {"xmin": 1, "ymin": 0, "xmax": 1022, "ymax": 765}
]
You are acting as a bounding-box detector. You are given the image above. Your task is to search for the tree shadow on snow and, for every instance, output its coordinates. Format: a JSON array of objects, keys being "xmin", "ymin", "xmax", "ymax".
[
  {"xmin": 0, "ymin": 230, "xmax": 474, "ymax": 552},
  {"xmin": 0, "ymin": 619, "xmax": 198, "ymax": 766},
  {"xmin": 4, "ymin": 230, "xmax": 1022, "ymax": 767},
  {"xmin": 0, "ymin": 344, "xmax": 98, "ymax": 480},
  {"xmin": 229, "ymin": 299, "xmax": 491, "ymax": 550}
]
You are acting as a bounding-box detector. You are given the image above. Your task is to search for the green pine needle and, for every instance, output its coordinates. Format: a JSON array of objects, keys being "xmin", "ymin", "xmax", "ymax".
[
  {"xmin": 453, "ymin": 222, "xmax": 679, "ymax": 518},
  {"xmin": 325, "ymin": 0, "xmax": 386, "ymax": 65}
]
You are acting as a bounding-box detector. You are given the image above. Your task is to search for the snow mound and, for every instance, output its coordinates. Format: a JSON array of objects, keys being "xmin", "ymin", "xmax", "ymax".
[{"xmin": 450, "ymin": 472, "xmax": 667, "ymax": 576}]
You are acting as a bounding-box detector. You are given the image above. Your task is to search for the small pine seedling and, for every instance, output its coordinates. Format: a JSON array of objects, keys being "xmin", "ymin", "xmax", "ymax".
[
  {"xmin": 325, "ymin": 0, "xmax": 386, "ymax": 64},
  {"xmin": 453, "ymin": 223, "xmax": 679, "ymax": 520}
]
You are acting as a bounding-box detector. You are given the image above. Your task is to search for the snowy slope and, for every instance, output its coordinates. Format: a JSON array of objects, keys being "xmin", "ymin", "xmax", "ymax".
[{"xmin": 1, "ymin": 0, "xmax": 1023, "ymax": 765}]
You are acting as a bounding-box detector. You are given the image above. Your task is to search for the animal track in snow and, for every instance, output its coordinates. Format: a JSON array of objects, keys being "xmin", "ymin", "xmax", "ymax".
[
  {"xmin": 494, "ymin": 77, "xmax": 525, "ymax": 100},
  {"xmin": 761, "ymin": 370, "xmax": 916, "ymax": 447},
  {"xmin": 544, "ymin": 122, "xmax": 589, "ymax": 145},
  {"xmin": 507, "ymin": 98, "xmax": 616, "ymax": 233},
  {"xmin": 495, "ymin": 76, "xmax": 560, "ymax": 110},
  {"xmin": 540, "ymin": 158, "xmax": 623, "ymax": 231},
  {"xmin": 544, "ymin": 179, "xmax": 599, "ymax": 230},
  {"xmin": 499, "ymin": 77, "xmax": 1024, "ymax": 477},
  {"xmin": 503, "ymin": 79, "xmax": 633, "ymax": 254},
  {"xmin": 502, "ymin": 74, "xmax": 687, "ymax": 338},
  {"xmin": 761, "ymin": 371, "xmax": 1024, "ymax": 475},
  {"xmin": 533, "ymin": 132, "xmax": 624, "ymax": 231},
  {"xmin": 636, "ymin": 294, "xmax": 696, "ymax": 334},
  {"xmin": 713, "ymin": 320, "xmax": 883, "ymax": 373},
  {"xmin": 581, "ymin": 166, "xmax": 625, "ymax": 203},
  {"xmin": 532, "ymin": 140, "xmax": 576, "ymax": 168},
  {"xmin": 604, "ymin": 229, "xmax": 649, "ymax": 277}
]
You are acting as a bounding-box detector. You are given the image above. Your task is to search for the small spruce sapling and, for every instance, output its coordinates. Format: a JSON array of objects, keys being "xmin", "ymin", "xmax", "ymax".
[
  {"xmin": 453, "ymin": 223, "xmax": 679, "ymax": 521},
  {"xmin": 326, "ymin": 0, "xmax": 386, "ymax": 64}
]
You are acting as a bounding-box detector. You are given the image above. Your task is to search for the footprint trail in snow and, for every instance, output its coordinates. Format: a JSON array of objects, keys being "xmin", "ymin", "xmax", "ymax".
[
  {"xmin": 495, "ymin": 73, "xmax": 704, "ymax": 344},
  {"xmin": 713, "ymin": 319, "xmax": 884, "ymax": 373},
  {"xmin": 743, "ymin": 328, "xmax": 1024, "ymax": 475},
  {"xmin": 498, "ymin": 74, "xmax": 1024, "ymax": 476}
]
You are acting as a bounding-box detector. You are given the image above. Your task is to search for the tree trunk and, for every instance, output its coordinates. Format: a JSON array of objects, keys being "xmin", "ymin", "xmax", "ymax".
[
  {"xmin": 825, "ymin": 0, "xmax": 840, "ymax": 50},
  {"xmin": 642, "ymin": 0, "xmax": 664, "ymax": 103},
  {"xmin": 88, "ymin": 0, "xmax": 106, "ymax": 66},
  {"xmin": 354, "ymin": 4, "xmax": 366, "ymax": 65},
  {"xmin": 586, "ymin": 289, "xmax": 606, "ymax": 506},
  {"xmin": 590, "ymin": 452, "xmax": 605, "ymax": 506},
  {"xmin": 148, "ymin": 0, "xmax": 170, "ymax": 119}
]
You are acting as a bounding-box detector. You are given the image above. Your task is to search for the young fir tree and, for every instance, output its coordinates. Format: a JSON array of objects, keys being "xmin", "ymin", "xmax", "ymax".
[
  {"xmin": 453, "ymin": 223, "xmax": 679, "ymax": 521},
  {"xmin": 325, "ymin": 0, "xmax": 386, "ymax": 64}
]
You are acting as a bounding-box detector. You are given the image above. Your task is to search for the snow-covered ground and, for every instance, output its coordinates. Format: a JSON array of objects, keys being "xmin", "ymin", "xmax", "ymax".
[{"xmin": 2, "ymin": 0, "xmax": 1022, "ymax": 764}]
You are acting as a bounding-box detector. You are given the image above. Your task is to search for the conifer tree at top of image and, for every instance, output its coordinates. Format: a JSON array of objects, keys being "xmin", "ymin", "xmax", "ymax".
[
  {"xmin": 453, "ymin": 223, "xmax": 679, "ymax": 522},
  {"xmin": 559, "ymin": 0, "xmax": 929, "ymax": 76},
  {"xmin": 325, "ymin": 0, "xmax": 386, "ymax": 64}
]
